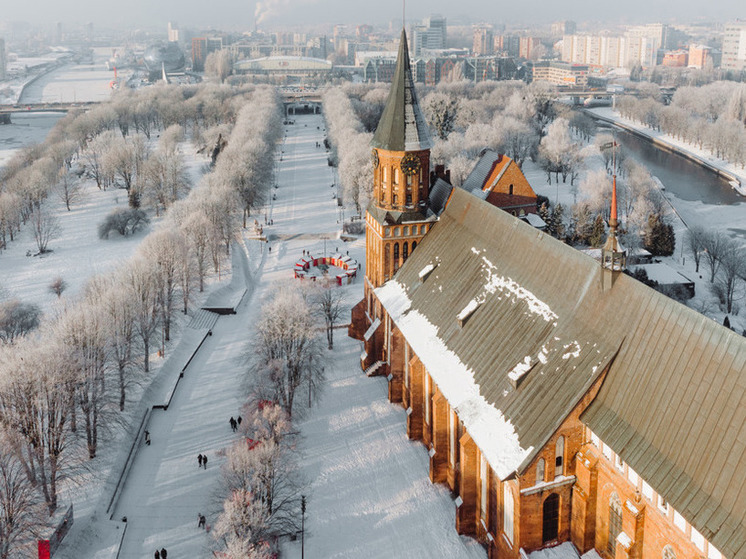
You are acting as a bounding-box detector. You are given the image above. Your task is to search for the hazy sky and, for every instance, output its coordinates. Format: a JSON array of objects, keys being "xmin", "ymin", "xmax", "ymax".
[{"xmin": 1, "ymin": 0, "xmax": 744, "ymax": 30}]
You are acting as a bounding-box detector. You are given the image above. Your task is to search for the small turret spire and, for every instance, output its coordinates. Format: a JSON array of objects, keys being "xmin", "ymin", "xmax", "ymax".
[
  {"xmin": 601, "ymin": 173, "xmax": 626, "ymax": 289},
  {"xmin": 610, "ymin": 174, "xmax": 618, "ymax": 231}
]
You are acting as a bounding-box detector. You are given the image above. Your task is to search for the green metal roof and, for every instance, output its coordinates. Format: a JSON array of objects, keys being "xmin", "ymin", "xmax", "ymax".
[{"xmin": 371, "ymin": 29, "xmax": 432, "ymax": 152}]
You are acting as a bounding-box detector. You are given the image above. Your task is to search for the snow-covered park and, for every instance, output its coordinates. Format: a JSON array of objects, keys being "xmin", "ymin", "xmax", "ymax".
[{"xmin": 0, "ymin": 105, "xmax": 485, "ymax": 558}]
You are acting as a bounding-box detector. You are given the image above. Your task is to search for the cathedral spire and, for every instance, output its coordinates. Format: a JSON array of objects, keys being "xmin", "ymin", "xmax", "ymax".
[
  {"xmin": 602, "ymin": 174, "xmax": 626, "ymax": 289},
  {"xmin": 371, "ymin": 29, "xmax": 431, "ymax": 152}
]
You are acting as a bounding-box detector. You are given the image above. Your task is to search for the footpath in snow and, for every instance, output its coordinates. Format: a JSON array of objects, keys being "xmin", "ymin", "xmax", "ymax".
[{"xmin": 57, "ymin": 112, "xmax": 485, "ymax": 558}]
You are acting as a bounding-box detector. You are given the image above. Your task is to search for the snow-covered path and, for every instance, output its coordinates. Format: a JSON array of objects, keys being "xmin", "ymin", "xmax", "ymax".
[{"xmin": 60, "ymin": 112, "xmax": 486, "ymax": 558}]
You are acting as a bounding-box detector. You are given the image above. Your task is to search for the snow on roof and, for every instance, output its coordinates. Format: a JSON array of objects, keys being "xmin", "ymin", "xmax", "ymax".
[
  {"xmin": 376, "ymin": 279, "xmax": 533, "ymax": 479},
  {"xmin": 521, "ymin": 212, "xmax": 547, "ymax": 229},
  {"xmin": 508, "ymin": 356, "xmax": 532, "ymax": 382},
  {"xmin": 527, "ymin": 541, "xmax": 581, "ymax": 559},
  {"xmin": 471, "ymin": 247, "xmax": 558, "ymax": 324},
  {"xmin": 457, "ymin": 298, "xmax": 481, "ymax": 322},
  {"xmin": 363, "ymin": 317, "xmax": 381, "ymax": 341},
  {"xmin": 418, "ymin": 263, "xmax": 436, "ymax": 279}
]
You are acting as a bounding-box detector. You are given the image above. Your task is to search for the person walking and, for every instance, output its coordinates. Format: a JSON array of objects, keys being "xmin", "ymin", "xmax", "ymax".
[
  {"xmin": 202, "ymin": 455, "xmax": 208, "ymax": 469},
  {"xmin": 160, "ymin": 548, "xmax": 167, "ymax": 559},
  {"xmin": 154, "ymin": 551, "xmax": 160, "ymax": 559},
  {"xmin": 229, "ymin": 417, "xmax": 236, "ymax": 432},
  {"xmin": 237, "ymin": 416, "xmax": 242, "ymax": 426},
  {"xmin": 198, "ymin": 514, "xmax": 206, "ymax": 529},
  {"xmin": 198, "ymin": 454, "xmax": 203, "ymax": 468}
]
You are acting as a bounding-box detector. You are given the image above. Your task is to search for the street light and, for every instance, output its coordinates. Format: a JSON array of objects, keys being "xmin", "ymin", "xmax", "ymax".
[{"xmin": 301, "ymin": 495, "xmax": 306, "ymax": 559}]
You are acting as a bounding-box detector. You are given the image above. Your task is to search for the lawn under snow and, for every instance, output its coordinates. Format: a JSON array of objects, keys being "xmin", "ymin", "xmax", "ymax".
[{"xmin": 52, "ymin": 113, "xmax": 486, "ymax": 559}]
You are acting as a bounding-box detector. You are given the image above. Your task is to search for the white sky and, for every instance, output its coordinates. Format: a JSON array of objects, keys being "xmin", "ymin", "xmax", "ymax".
[{"xmin": 0, "ymin": 0, "xmax": 743, "ymax": 30}]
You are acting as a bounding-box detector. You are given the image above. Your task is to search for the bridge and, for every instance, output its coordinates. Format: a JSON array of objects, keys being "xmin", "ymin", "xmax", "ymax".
[
  {"xmin": 0, "ymin": 102, "xmax": 98, "ymax": 124},
  {"xmin": 281, "ymin": 90, "xmax": 322, "ymax": 117}
]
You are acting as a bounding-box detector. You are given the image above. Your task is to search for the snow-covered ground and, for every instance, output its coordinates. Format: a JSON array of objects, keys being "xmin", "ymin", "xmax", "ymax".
[{"xmin": 55, "ymin": 113, "xmax": 486, "ymax": 558}]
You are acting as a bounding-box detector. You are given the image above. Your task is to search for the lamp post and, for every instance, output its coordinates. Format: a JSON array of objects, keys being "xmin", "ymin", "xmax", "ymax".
[{"xmin": 301, "ymin": 495, "xmax": 306, "ymax": 559}]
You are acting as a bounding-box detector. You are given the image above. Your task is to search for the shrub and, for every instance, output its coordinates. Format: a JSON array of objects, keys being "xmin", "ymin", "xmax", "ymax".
[{"xmin": 98, "ymin": 208, "xmax": 150, "ymax": 239}]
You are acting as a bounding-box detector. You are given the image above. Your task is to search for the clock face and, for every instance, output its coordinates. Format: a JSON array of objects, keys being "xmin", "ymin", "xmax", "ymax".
[
  {"xmin": 400, "ymin": 153, "xmax": 421, "ymax": 176},
  {"xmin": 372, "ymin": 149, "xmax": 379, "ymax": 168}
]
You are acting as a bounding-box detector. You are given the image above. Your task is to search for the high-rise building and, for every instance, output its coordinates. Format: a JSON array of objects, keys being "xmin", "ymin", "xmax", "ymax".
[
  {"xmin": 192, "ymin": 37, "xmax": 207, "ymax": 71},
  {"xmin": 0, "ymin": 38, "xmax": 6, "ymax": 80},
  {"xmin": 562, "ymin": 33, "xmax": 655, "ymax": 69},
  {"xmin": 473, "ymin": 26, "xmax": 494, "ymax": 56},
  {"xmin": 688, "ymin": 44, "xmax": 712, "ymax": 69},
  {"xmin": 168, "ymin": 22, "xmax": 180, "ymax": 43},
  {"xmin": 722, "ymin": 21, "xmax": 746, "ymax": 72},
  {"xmin": 551, "ymin": 20, "xmax": 576, "ymax": 37},
  {"xmin": 412, "ymin": 14, "xmax": 447, "ymax": 56},
  {"xmin": 519, "ymin": 37, "xmax": 542, "ymax": 60}
]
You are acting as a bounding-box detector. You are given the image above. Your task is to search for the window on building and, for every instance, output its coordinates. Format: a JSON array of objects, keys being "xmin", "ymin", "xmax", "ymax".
[
  {"xmin": 449, "ymin": 410, "xmax": 456, "ymax": 466},
  {"xmin": 412, "ymin": 241, "xmax": 417, "ymax": 252},
  {"xmin": 393, "ymin": 243, "xmax": 400, "ymax": 272},
  {"xmin": 481, "ymin": 455, "xmax": 488, "ymax": 517},
  {"xmin": 406, "ymin": 193, "xmax": 412, "ymax": 205},
  {"xmin": 608, "ymin": 493, "xmax": 622, "ymax": 556},
  {"xmin": 403, "ymin": 242, "xmax": 409, "ymax": 262},
  {"xmin": 673, "ymin": 509, "xmax": 686, "ymax": 531},
  {"xmin": 691, "ymin": 527, "xmax": 705, "ymax": 552},
  {"xmin": 503, "ymin": 484, "xmax": 514, "ymax": 545},
  {"xmin": 615, "ymin": 453, "xmax": 625, "ymax": 473},
  {"xmin": 403, "ymin": 226, "xmax": 409, "ymax": 235},
  {"xmin": 407, "ymin": 174, "xmax": 412, "ymax": 186},
  {"xmin": 417, "ymin": 368, "xmax": 426, "ymax": 417},
  {"xmin": 394, "ymin": 168, "xmax": 400, "ymax": 185},
  {"xmin": 590, "ymin": 430, "xmax": 600, "ymax": 448},
  {"xmin": 627, "ymin": 466, "xmax": 639, "ymax": 487},
  {"xmin": 536, "ymin": 458, "xmax": 545, "ymax": 484},
  {"xmin": 509, "ymin": 184, "xmax": 514, "ymax": 195},
  {"xmin": 662, "ymin": 545, "xmax": 677, "ymax": 559},
  {"xmin": 642, "ymin": 480, "xmax": 654, "ymax": 501},
  {"xmin": 657, "ymin": 495, "xmax": 669, "ymax": 515},
  {"xmin": 555, "ymin": 436, "xmax": 565, "ymax": 477},
  {"xmin": 393, "ymin": 193, "xmax": 398, "ymax": 205},
  {"xmin": 708, "ymin": 544, "xmax": 723, "ymax": 559},
  {"xmin": 383, "ymin": 167, "xmax": 388, "ymax": 184}
]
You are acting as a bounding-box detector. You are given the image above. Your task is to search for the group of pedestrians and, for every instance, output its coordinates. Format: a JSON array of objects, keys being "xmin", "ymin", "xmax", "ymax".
[
  {"xmin": 197, "ymin": 454, "xmax": 208, "ymax": 468},
  {"xmin": 154, "ymin": 548, "xmax": 167, "ymax": 558},
  {"xmin": 229, "ymin": 416, "xmax": 242, "ymax": 432}
]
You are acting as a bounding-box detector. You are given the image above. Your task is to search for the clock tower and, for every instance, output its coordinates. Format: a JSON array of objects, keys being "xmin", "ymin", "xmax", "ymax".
[{"xmin": 365, "ymin": 28, "xmax": 435, "ymax": 300}]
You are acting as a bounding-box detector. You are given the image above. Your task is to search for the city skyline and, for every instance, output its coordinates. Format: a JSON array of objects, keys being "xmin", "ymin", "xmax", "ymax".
[{"xmin": 0, "ymin": 0, "xmax": 743, "ymax": 30}]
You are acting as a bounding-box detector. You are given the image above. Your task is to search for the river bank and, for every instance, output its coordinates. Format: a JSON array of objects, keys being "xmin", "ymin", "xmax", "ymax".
[{"xmin": 585, "ymin": 106, "xmax": 746, "ymax": 197}]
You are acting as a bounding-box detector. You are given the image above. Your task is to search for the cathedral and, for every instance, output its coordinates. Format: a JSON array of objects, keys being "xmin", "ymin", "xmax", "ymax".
[{"xmin": 350, "ymin": 29, "xmax": 746, "ymax": 559}]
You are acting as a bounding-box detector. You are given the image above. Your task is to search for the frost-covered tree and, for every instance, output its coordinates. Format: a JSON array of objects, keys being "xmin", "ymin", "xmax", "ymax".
[
  {"xmin": 31, "ymin": 206, "xmax": 60, "ymax": 254},
  {"xmin": 0, "ymin": 428, "xmax": 44, "ymax": 559},
  {"xmin": 122, "ymin": 258, "xmax": 160, "ymax": 373},
  {"xmin": 252, "ymin": 284, "xmax": 323, "ymax": 418},
  {"xmin": 0, "ymin": 300, "xmax": 41, "ymax": 344},
  {"xmin": 423, "ymin": 92, "xmax": 460, "ymax": 140}
]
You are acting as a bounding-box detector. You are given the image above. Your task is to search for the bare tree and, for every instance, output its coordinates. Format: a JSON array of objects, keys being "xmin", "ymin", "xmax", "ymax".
[
  {"xmin": 48, "ymin": 276, "xmax": 67, "ymax": 298},
  {"xmin": 55, "ymin": 303, "xmax": 110, "ymax": 459},
  {"xmin": 685, "ymin": 225, "xmax": 707, "ymax": 274},
  {"xmin": 252, "ymin": 285, "xmax": 323, "ymax": 418},
  {"xmin": 701, "ymin": 230, "xmax": 727, "ymax": 283},
  {"xmin": 31, "ymin": 207, "xmax": 60, "ymax": 254},
  {"xmin": 0, "ymin": 339, "xmax": 76, "ymax": 515},
  {"xmin": 313, "ymin": 284, "xmax": 344, "ymax": 350},
  {"xmin": 122, "ymin": 259, "xmax": 160, "ymax": 373},
  {"xmin": 423, "ymin": 92, "xmax": 460, "ymax": 140},
  {"xmin": 0, "ymin": 429, "xmax": 44, "ymax": 559},
  {"xmin": 0, "ymin": 300, "xmax": 42, "ymax": 344},
  {"xmin": 205, "ymin": 50, "xmax": 233, "ymax": 84},
  {"xmin": 54, "ymin": 168, "xmax": 83, "ymax": 212},
  {"xmin": 712, "ymin": 239, "xmax": 745, "ymax": 314}
]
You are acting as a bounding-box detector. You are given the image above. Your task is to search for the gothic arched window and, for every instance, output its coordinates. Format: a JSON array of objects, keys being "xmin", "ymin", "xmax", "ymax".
[
  {"xmin": 555, "ymin": 436, "xmax": 565, "ymax": 477},
  {"xmin": 403, "ymin": 242, "xmax": 409, "ymax": 262},
  {"xmin": 608, "ymin": 492, "xmax": 622, "ymax": 555},
  {"xmin": 536, "ymin": 458, "xmax": 545, "ymax": 484}
]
